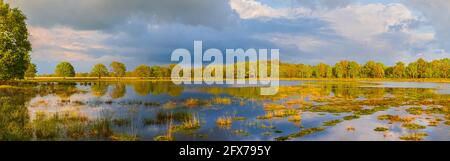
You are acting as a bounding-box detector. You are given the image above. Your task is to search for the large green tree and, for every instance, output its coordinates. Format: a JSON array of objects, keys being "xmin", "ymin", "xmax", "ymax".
[
  {"xmin": 55, "ymin": 62, "xmax": 75, "ymax": 78},
  {"xmin": 24, "ymin": 63, "xmax": 37, "ymax": 78},
  {"xmin": 110, "ymin": 61, "xmax": 126, "ymax": 78},
  {"xmin": 91, "ymin": 64, "xmax": 109, "ymax": 79},
  {"xmin": 0, "ymin": 1, "xmax": 32, "ymax": 80},
  {"xmin": 133, "ymin": 64, "xmax": 151, "ymax": 78}
]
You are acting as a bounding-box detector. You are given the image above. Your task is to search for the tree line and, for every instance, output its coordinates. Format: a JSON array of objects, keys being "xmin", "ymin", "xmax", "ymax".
[
  {"xmin": 26, "ymin": 57, "xmax": 449, "ymax": 79},
  {"xmin": 279, "ymin": 58, "xmax": 449, "ymax": 79}
]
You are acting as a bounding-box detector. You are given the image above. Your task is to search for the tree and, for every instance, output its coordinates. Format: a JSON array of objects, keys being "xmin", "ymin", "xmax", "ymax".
[
  {"xmin": 362, "ymin": 61, "xmax": 384, "ymax": 78},
  {"xmin": 333, "ymin": 60, "xmax": 360, "ymax": 78},
  {"xmin": 110, "ymin": 61, "xmax": 126, "ymax": 78},
  {"xmin": 90, "ymin": 64, "xmax": 108, "ymax": 79},
  {"xmin": 55, "ymin": 62, "xmax": 75, "ymax": 78},
  {"xmin": 24, "ymin": 63, "xmax": 37, "ymax": 78},
  {"xmin": 133, "ymin": 64, "xmax": 151, "ymax": 78},
  {"xmin": 151, "ymin": 66, "xmax": 162, "ymax": 78},
  {"xmin": 314, "ymin": 63, "xmax": 332, "ymax": 78},
  {"xmin": 0, "ymin": 1, "xmax": 32, "ymax": 80},
  {"xmin": 392, "ymin": 61, "xmax": 405, "ymax": 78}
]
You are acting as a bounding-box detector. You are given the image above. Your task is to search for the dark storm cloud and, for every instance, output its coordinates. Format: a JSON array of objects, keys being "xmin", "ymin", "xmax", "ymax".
[{"xmin": 7, "ymin": 0, "xmax": 236, "ymax": 30}]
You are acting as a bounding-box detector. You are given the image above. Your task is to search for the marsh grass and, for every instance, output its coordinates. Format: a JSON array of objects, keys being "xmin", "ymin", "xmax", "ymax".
[
  {"xmin": 275, "ymin": 127, "xmax": 325, "ymax": 141},
  {"xmin": 110, "ymin": 134, "xmax": 138, "ymax": 141},
  {"xmin": 184, "ymin": 98, "xmax": 200, "ymax": 107},
  {"xmin": 399, "ymin": 133, "xmax": 428, "ymax": 141},
  {"xmin": 256, "ymin": 112, "xmax": 274, "ymax": 120},
  {"xmin": 377, "ymin": 114, "xmax": 415, "ymax": 123},
  {"xmin": 212, "ymin": 97, "xmax": 232, "ymax": 105},
  {"xmin": 174, "ymin": 114, "xmax": 201, "ymax": 130},
  {"xmin": 216, "ymin": 116, "xmax": 233, "ymax": 127},
  {"xmin": 323, "ymin": 119, "xmax": 343, "ymax": 126},
  {"xmin": 343, "ymin": 115, "xmax": 360, "ymax": 120},
  {"xmin": 233, "ymin": 129, "xmax": 250, "ymax": 136},
  {"xmin": 374, "ymin": 127, "xmax": 389, "ymax": 132},
  {"xmin": 263, "ymin": 103, "xmax": 285, "ymax": 111},
  {"xmin": 402, "ymin": 123, "xmax": 426, "ymax": 130},
  {"xmin": 154, "ymin": 119, "xmax": 174, "ymax": 141}
]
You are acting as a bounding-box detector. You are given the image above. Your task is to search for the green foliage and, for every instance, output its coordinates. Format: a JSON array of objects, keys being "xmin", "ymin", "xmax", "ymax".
[
  {"xmin": 0, "ymin": 1, "xmax": 32, "ymax": 80},
  {"xmin": 362, "ymin": 61, "xmax": 385, "ymax": 78},
  {"xmin": 133, "ymin": 64, "xmax": 151, "ymax": 77},
  {"xmin": 110, "ymin": 61, "xmax": 126, "ymax": 77},
  {"xmin": 90, "ymin": 64, "xmax": 109, "ymax": 79},
  {"xmin": 55, "ymin": 62, "xmax": 75, "ymax": 78},
  {"xmin": 25, "ymin": 63, "xmax": 37, "ymax": 78}
]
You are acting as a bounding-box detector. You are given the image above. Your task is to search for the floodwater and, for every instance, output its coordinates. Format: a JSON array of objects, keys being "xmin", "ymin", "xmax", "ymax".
[{"xmin": 0, "ymin": 80, "xmax": 449, "ymax": 141}]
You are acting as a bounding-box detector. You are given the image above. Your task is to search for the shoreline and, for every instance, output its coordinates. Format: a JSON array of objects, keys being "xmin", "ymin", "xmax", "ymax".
[{"xmin": 7, "ymin": 77, "xmax": 450, "ymax": 83}]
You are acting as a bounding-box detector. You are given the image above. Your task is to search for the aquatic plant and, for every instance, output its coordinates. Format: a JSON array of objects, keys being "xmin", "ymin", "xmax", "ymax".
[
  {"xmin": 184, "ymin": 98, "xmax": 200, "ymax": 107},
  {"xmin": 288, "ymin": 114, "xmax": 302, "ymax": 122},
  {"xmin": 377, "ymin": 114, "xmax": 415, "ymax": 123},
  {"xmin": 233, "ymin": 129, "xmax": 250, "ymax": 136},
  {"xmin": 163, "ymin": 101, "xmax": 177, "ymax": 109},
  {"xmin": 402, "ymin": 123, "xmax": 426, "ymax": 130},
  {"xmin": 263, "ymin": 103, "xmax": 285, "ymax": 111},
  {"xmin": 343, "ymin": 115, "xmax": 360, "ymax": 120},
  {"xmin": 405, "ymin": 106, "xmax": 424, "ymax": 115},
  {"xmin": 346, "ymin": 126, "xmax": 355, "ymax": 132},
  {"xmin": 374, "ymin": 127, "xmax": 389, "ymax": 132},
  {"xmin": 154, "ymin": 119, "xmax": 174, "ymax": 141},
  {"xmin": 110, "ymin": 134, "xmax": 138, "ymax": 141},
  {"xmin": 212, "ymin": 97, "xmax": 232, "ymax": 105},
  {"xmin": 175, "ymin": 115, "xmax": 201, "ymax": 130},
  {"xmin": 89, "ymin": 118, "xmax": 113, "ymax": 138},
  {"xmin": 444, "ymin": 121, "xmax": 450, "ymax": 126},
  {"xmin": 256, "ymin": 112, "xmax": 274, "ymax": 120},
  {"xmin": 275, "ymin": 127, "xmax": 325, "ymax": 141},
  {"xmin": 399, "ymin": 133, "xmax": 428, "ymax": 141},
  {"xmin": 323, "ymin": 119, "xmax": 343, "ymax": 126},
  {"xmin": 216, "ymin": 116, "xmax": 233, "ymax": 127}
]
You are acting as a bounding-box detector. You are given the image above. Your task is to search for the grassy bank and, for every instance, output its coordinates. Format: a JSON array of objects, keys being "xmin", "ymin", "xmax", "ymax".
[{"xmin": 17, "ymin": 77, "xmax": 450, "ymax": 83}]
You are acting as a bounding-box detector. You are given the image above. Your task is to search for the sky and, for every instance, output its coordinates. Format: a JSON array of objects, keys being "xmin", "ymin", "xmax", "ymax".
[{"xmin": 5, "ymin": 0, "xmax": 450, "ymax": 74}]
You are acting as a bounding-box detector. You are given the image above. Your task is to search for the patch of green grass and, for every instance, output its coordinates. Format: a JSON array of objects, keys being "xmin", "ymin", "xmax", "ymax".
[
  {"xmin": 405, "ymin": 107, "xmax": 424, "ymax": 115},
  {"xmin": 153, "ymin": 135, "xmax": 173, "ymax": 141},
  {"xmin": 374, "ymin": 127, "xmax": 389, "ymax": 132},
  {"xmin": 444, "ymin": 121, "xmax": 450, "ymax": 126},
  {"xmin": 323, "ymin": 119, "xmax": 343, "ymax": 126},
  {"xmin": 399, "ymin": 133, "xmax": 428, "ymax": 141},
  {"xmin": 343, "ymin": 115, "xmax": 360, "ymax": 120},
  {"xmin": 232, "ymin": 129, "xmax": 250, "ymax": 136},
  {"xmin": 402, "ymin": 123, "xmax": 426, "ymax": 130},
  {"xmin": 275, "ymin": 127, "xmax": 325, "ymax": 141}
]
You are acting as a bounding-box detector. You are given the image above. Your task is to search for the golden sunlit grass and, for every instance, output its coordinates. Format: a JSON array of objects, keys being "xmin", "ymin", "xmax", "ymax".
[
  {"xmin": 257, "ymin": 112, "xmax": 274, "ymax": 120},
  {"xmin": 175, "ymin": 115, "xmax": 201, "ymax": 130},
  {"xmin": 216, "ymin": 116, "xmax": 233, "ymax": 127},
  {"xmin": 263, "ymin": 103, "xmax": 285, "ymax": 111},
  {"xmin": 399, "ymin": 133, "xmax": 428, "ymax": 141},
  {"xmin": 212, "ymin": 97, "xmax": 232, "ymax": 105},
  {"xmin": 184, "ymin": 98, "xmax": 199, "ymax": 107}
]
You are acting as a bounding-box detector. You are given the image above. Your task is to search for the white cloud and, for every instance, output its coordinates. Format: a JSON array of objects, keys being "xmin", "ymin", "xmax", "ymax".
[
  {"xmin": 320, "ymin": 3, "xmax": 416, "ymax": 41},
  {"xmin": 29, "ymin": 26, "xmax": 127, "ymax": 62},
  {"xmin": 229, "ymin": 0, "xmax": 311, "ymax": 19}
]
